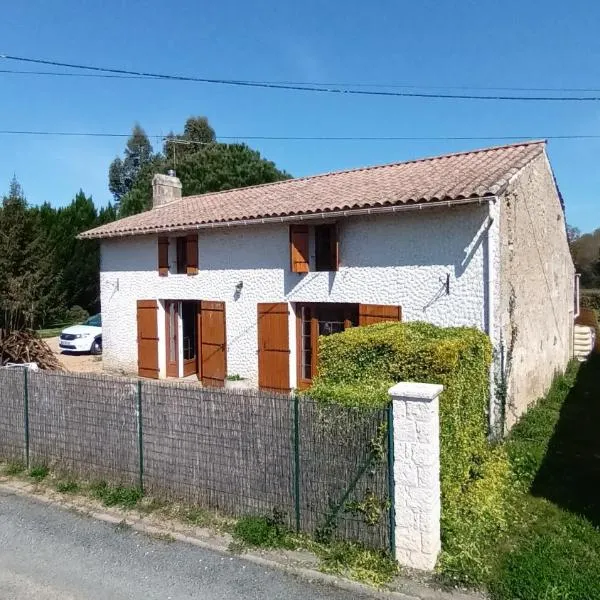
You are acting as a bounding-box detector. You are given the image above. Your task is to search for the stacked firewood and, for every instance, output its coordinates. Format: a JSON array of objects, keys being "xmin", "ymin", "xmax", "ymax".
[{"xmin": 0, "ymin": 331, "xmax": 64, "ymax": 370}]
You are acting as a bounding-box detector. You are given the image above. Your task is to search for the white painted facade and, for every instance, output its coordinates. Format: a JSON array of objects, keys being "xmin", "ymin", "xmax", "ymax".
[{"xmin": 100, "ymin": 203, "xmax": 493, "ymax": 386}]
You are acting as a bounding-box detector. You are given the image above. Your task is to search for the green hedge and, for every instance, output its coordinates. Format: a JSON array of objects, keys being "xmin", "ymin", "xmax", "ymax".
[
  {"xmin": 581, "ymin": 289, "xmax": 600, "ymax": 311},
  {"xmin": 309, "ymin": 321, "xmax": 514, "ymax": 585}
]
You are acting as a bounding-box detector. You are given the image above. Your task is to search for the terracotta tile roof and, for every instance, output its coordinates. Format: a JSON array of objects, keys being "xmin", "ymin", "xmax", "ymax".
[{"xmin": 81, "ymin": 140, "xmax": 546, "ymax": 239}]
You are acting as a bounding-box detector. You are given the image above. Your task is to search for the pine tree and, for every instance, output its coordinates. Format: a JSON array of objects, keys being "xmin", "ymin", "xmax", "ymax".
[
  {"xmin": 118, "ymin": 117, "xmax": 290, "ymax": 217},
  {"xmin": 108, "ymin": 124, "xmax": 154, "ymax": 205},
  {"xmin": 0, "ymin": 178, "xmax": 60, "ymax": 329}
]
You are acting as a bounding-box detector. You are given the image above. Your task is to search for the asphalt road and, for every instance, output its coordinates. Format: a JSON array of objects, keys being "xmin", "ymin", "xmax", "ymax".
[{"xmin": 0, "ymin": 490, "xmax": 371, "ymax": 600}]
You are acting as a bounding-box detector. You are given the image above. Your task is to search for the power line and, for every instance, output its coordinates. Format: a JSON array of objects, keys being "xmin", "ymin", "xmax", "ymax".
[
  {"xmin": 3, "ymin": 54, "xmax": 600, "ymax": 102},
  {"xmin": 0, "ymin": 69, "xmax": 161, "ymax": 80},
  {"xmin": 3, "ymin": 67, "xmax": 600, "ymax": 94},
  {"xmin": 1, "ymin": 129, "xmax": 600, "ymax": 141}
]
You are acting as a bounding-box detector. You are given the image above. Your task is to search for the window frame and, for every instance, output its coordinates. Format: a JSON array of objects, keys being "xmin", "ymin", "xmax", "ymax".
[
  {"xmin": 295, "ymin": 302, "xmax": 357, "ymax": 389},
  {"xmin": 176, "ymin": 237, "xmax": 188, "ymax": 274}
]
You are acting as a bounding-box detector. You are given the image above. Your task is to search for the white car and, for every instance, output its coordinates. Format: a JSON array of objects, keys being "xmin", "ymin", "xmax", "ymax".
[{"xmin": 59, "ymin": 314, "xmax": 102, "ymax": 355}]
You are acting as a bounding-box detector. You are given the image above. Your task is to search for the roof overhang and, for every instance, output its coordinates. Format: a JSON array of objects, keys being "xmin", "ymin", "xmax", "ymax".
[{"xmin": 80, "ymin": 195, "xmax": 497, "ymax": 240}]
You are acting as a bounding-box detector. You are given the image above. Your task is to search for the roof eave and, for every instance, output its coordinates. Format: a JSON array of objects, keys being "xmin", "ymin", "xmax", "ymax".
[{"xmin": 79, "ymin": 195, "xmax": 497, "ymax": 241}]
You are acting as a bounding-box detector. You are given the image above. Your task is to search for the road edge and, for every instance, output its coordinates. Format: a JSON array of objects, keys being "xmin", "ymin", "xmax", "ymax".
[{"xmin": 0, "ymin": 481, "xmax": 482, "ymax": 600}]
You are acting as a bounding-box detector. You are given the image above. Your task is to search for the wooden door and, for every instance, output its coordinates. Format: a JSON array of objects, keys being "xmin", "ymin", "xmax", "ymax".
[
  {"xmin": 136, "ymin": 300, "xmax": 159, "ymax": 379},
  {"xmin": 258, "ymin": 303, "xmax": 290, "ymax": 392},
  {"xmin": 358, "ymin": 304, "xmax": 402, "ymax": 326},
  {"xmin": 165, "ymin": 300, "xmax": 179, "ymax": 377},
  {"xmin": 198, "ymin": 301, "xmax": 226, "ymax": 387}
]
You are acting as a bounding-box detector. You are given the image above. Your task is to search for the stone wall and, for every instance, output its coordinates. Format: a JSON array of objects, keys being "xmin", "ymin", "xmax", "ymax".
[{"xmin": 498, "ymin": 152, "xmax": 574, "ymax": 429}]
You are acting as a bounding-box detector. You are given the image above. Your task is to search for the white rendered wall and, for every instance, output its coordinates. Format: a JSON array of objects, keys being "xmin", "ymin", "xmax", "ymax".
[{"xmin": 100, "ymin": 205, "xmax": 490, "ymax": 382}]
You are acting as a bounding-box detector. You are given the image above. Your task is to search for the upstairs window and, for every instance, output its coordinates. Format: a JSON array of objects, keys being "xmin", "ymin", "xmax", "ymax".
[
  {"xmin": 315, "ymin": 224, "xmax": 338, "ymax": 272},
  {"xmin": 176, "ymin": 237, "xmax": 188, "ymax": 274},
  {"xmin": 289, "ymin": 223, "xmax": 339, "ymax": 273},
  {"xmin": 157, "ymin": 234, "xmax": 198, "ymax": 276}
]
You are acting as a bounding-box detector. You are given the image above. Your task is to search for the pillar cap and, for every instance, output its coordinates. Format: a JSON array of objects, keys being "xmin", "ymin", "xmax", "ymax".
[{"xmin": 388, "ymin": 382, "xmax": 443, "ymax": 401}]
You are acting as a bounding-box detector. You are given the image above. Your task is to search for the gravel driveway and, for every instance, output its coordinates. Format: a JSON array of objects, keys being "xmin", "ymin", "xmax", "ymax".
[
  {"xmin": 0, "ymin": 490, "xmax": 373, "ymax": 600},
  {"xmin": 45, "ymin": 337, "xmax": 103, "ymax": 374}
]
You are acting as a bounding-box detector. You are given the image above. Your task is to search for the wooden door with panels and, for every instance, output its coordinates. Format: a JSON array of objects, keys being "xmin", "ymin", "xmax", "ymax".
[
  {"xmin": 257, "ymin": 303, "xmax": 290, "ymax": 392},
  {"xmin": 136, "ymin": 300, "xmax": 160, "ymax": 379},
  {"xmin": 197, "ymin": 301, "xmax": 226, "ymax": 387}
]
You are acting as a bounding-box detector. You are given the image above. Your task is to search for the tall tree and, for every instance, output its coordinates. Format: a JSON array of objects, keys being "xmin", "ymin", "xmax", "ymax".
[
  {"xmin": 0, "ymin": 178, "xmax": 60, "ymax": 329},
  {"xmin": 108, "ymin": 124, "xmax": 154, "ymax": 205},
  {"xmin": 569, "ymin": 225, "xmax": 600, "ymax": 288},
  {"xmin": 163, "ymin": 116, "xmax": 217, "ymax": 163},
  {"xmin": 51, "ymin": 191, "xmax": 102, "ymax": 313},
  {"xmin": 117, "ymin": 116, "xmax": 290, "ymax": 217}
]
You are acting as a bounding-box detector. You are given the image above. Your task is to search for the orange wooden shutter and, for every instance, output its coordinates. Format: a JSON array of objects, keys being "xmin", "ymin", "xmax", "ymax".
[
  {"xmin": 289, "ymin": 225, "xmax": 309, "ymax": 273},
  {"xmin": 158, "ymin": 237, "xmax": 169, "ymax": 276},
  {"xmin": 198, "ymin": 301, "xmax": 226, "ymax": 387},
  {"xmin": 136, "ymin": 300, "xmax": 159, "ymax": 378},
  {"xmin": 186, "ymin": 233, "xmax": 198, "ymax": 275},
  {"xmin": 258, "ymin": 303, "xmax": 290, "ymax": 391},
  {"xmin": 358, "ymin": 304, "xmax": 402, "ymax": 326}
]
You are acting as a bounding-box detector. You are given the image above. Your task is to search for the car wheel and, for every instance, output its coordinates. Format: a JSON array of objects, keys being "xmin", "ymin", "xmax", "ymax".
[{"xmin": 90, "ymin": 338, "xmax": 102, "ymax": 355}]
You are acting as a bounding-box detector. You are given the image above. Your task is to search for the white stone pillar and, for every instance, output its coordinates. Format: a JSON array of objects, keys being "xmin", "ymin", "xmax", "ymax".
[{"xmin": 388, "ymin": 382, "xmax": 442, "ymax": 571}]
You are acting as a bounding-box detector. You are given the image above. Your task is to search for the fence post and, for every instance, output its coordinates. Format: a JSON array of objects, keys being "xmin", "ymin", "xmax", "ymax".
[
  {"xmin": 23, "ymin": 368, "xmax": 30, "ymax": 469},
  {"xmin": 386, "ymin": 401, "xmax": 396, "ymax": 559},
  {"xmin": 293, "ymin": 394, "xmax": 301, "ymax": 533},
  {"xmin": 137, "ymin": 379, "xmax": 144, "ymax": 493},
  {"xmin": 388, "ymin": 382, "xmax": 442, "ymax": 571}
]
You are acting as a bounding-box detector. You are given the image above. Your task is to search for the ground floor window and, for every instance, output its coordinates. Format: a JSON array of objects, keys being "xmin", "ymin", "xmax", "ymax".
[{"xmin": 297, "ymin": 302, "xmax": 358, "ymax": 389}]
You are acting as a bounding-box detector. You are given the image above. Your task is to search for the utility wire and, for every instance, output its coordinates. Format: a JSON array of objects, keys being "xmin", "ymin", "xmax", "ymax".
[
  {"xmin": 3, "ymin": 54, "xmax": 600, "ymax": 102},
  {"xmin": 3, "ymin": 67, "xmax": 600, "ymax": 94},
  {"xmin": 0, "ymin": 129, "xmax": 599, "ymax": 142}
]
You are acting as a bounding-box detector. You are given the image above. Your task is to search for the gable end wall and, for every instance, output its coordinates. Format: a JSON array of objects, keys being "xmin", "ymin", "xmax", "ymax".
[{"xmin": 498, "ymin": 152, "xmax": 574, "ymax": 429}]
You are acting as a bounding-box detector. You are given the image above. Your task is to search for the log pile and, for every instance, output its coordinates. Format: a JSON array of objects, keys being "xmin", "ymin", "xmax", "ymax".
[{"xmin": 0, "ymin": 330, "xmax": 65, "ymax": 370}]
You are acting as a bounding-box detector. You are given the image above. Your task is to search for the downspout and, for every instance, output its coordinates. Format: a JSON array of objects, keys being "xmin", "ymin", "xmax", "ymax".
[
  {"xmin": 574, "ymin": 273, "xmax": 581, "ymax": 319},
  {"xmin": 485, "ymin": 198, "xmax": 499, "ymax": 437}
]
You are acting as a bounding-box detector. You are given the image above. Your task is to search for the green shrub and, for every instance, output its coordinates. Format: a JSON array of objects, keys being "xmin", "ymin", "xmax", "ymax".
[
  {"xmin": 89, "ymin": 481, "xmax": 142, "ymax": 508},
  {"xmin": 581, "ymin": 290, "xmax": 600, "ymax": 312},
  {"xmin": 232, "ymin": 511, "xmax": 295, "ymax": 549},
  {"xmin": 65, "ymin": 305, "xmax": 89, "ymax": 323},
  {"xmin": 308, "ymin": 321, "xmax": 514, "ymax": 585},
  {"xmin": 29, "ymin": 465, "xmax": 49, "ymax": 481},
  {"xmin": 55, "ymin": 479, "xmax": 80, "ymax": 494},
  {"xmin": 318, "ymin": 541, "xmax": 399, "ymax": 588},
  {"xmin": 4, "ymin": 461, "xmax": 26, "ymax": 475}
]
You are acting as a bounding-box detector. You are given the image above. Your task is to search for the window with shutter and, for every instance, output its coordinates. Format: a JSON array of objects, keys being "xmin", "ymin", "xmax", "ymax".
[
  {"xmin": 186, "ymin": 234, "xmax": 198, "ymax": 275},
  {"xmin": 315, "ymin": 224, "xmax": 338, "ymax": 272},
  {"xmin": 358, "ymin": 304, "xmax": 402, "ymax": 326},
  {"xmin": 158, "ymin": 237, "xmax": 169, "ymax": 276},
  {"xmin": 289, "ymin": 225, "xmax": 309, "ymax": 273},
  {"xmin": 176, "ymin": 238, "xmax": 187, "ymax": 274}
]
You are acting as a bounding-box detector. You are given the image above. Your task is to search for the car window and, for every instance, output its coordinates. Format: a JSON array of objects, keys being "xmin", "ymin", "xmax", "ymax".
[{"xmin": 85, "ymin": 315, "xmax": 101, "ymax": 327}]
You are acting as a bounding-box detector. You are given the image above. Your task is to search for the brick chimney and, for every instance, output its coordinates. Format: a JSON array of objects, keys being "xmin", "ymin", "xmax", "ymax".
[{"xmin": 152, "ymin": 170, "xmax": 182, "ymax": 208}]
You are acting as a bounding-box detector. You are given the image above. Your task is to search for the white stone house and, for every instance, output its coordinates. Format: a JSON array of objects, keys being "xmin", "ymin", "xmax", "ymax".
[{"xmin": 81, "ymin": 140, "xmax": 575, "ymax": 430}]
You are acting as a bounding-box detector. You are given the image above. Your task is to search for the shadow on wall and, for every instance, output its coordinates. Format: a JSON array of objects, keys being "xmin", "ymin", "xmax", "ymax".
[
  {"xmin": 531, "ymin": 354, "xmax": 600, "ymax": 527},
  {"xmin": 102, "ymin": 206, "xmax": 490, "ymax": 275}
]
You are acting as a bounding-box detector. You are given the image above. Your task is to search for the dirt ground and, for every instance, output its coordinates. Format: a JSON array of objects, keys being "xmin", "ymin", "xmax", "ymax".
[{"xmin": 45, "ymin": 337, "xmax": 104, "ymax": 374}]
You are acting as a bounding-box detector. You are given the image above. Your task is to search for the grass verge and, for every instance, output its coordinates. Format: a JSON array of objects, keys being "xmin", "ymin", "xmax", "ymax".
[
  {"xmin": 459, "ymin": 358, "xmax": 600, "ymax": 599},
  {"xmin": 231, "ymin": 513, "xmax": 399, "ymax": 587}
]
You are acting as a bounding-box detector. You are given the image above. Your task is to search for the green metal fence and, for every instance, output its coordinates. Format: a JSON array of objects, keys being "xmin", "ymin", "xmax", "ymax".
[{"xmin": 0, "ymin": 368, "xmax": 392, "ymax": 552}]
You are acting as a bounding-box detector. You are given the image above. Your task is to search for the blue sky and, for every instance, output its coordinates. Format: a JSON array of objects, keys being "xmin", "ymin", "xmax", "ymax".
[{"xmin": 1, "ymin": 0, "xmax": 599, "ymax": 231}]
